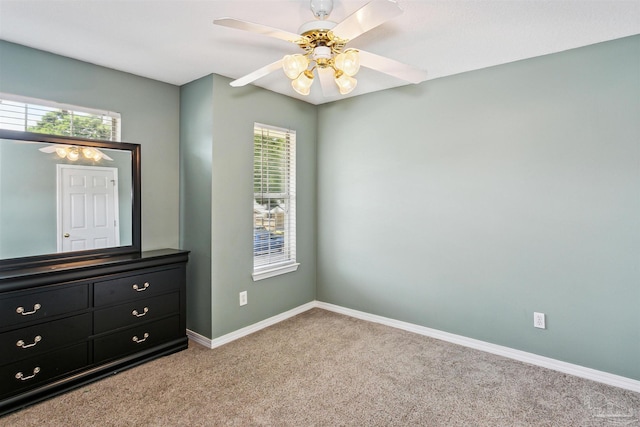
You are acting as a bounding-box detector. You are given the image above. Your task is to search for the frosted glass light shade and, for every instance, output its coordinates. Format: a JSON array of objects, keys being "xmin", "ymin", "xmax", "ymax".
[
  {"xmin": 83, "ymin": 147, "xmax": 103, "ymax": 161},
  {"xmin": 335, "ymin": 73, "xmax": 357, "ymax": 94},
  {"xmin": 82, "ymin": 147, "xmax": 95, "ymax": 159},
  {"xmin": 67, "ymin": 148, "xmax": 80, "ymax": 161},
  {"xmin": 283, "ymin": 54, "xmax": 309, "ymax": 79},
  {"xmin": 55, "ymin": 147, "xmax": 68, "ymax": 158},
  {"xmin": 334, "ymin": 49, "xmax": 360, "ymax": 76},
  {"xmin": 292, "ymin": 70, "xmax": 314, "ymax": 95}
]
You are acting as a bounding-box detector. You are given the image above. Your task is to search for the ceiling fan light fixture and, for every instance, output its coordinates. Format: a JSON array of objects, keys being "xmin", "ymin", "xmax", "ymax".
[
  {"xmin": 292, "ymin": 70, "xmax": 315, "ymax": 95},
  {"xmin": 334, "ymin": 71, "xmax": 357, "ymax": 95},
  {"xmin": 283, "ymin": 54, "xmax": 309, "ymax": 79},
  {"xmin": 216, "ymin": 0, "xmax": 427, "ymax": 98},
  {"xmin": 334, "ymin": 49, "xmax": 360, "ymax": 76}
]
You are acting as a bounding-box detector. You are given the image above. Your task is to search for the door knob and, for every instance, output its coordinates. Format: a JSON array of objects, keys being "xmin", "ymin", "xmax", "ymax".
[{"xmin": 63, "ymin": 233, "xmax": 70, "ymax": 238}]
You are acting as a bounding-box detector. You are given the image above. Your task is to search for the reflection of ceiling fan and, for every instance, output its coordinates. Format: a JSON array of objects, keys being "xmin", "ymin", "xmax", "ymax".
[
  {"xmin": 214, "ymin": 0, "xmax": 427, "ymax": 96},
  {"xmin": 39, "ymin": 145, "xmax": 113, "ymax": 161}
]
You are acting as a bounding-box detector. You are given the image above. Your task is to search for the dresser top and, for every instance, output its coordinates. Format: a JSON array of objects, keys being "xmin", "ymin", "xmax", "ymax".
[{"xmin": 0, "ymin": 249, "xmax": 189, "ymax": 288}]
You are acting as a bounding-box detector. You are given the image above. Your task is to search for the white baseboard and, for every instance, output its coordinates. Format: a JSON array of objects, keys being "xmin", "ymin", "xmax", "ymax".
[
  {"xmin": 187, "ymin": 300, "xmax": 640, "ymax": 393},
  {"xmin": 315, "ymin": 301, "xmax": 640, "ymax": 394},
  {"xmin": 187, "ymin": 301, "xmax": 316, "ymax": 350},
  {"xmin": 186, "ymin": 329, "xmax": 213, "ymax": 348}
]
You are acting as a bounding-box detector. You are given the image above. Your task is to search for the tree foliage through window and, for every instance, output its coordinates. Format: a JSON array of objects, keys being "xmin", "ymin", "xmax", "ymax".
[
  {"xmin": 28, "ymin": 110, "xmax": 115, "ymax": 140},
  {"xmin": 0, "ymin": 94, "xmax": 120, "ymax": 141}
]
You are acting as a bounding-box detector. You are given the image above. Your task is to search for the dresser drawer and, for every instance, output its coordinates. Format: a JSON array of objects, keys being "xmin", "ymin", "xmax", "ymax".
[
  {"xmin": 0, "ymin": 284, "xmax": 89, "ymax": 329},
  {"xmin": 0, "ymin": 313, "xmax": 91, "ymax": 366},
  {"xmin": 0, "ymin": 343, "xmax": 88, "ymax": 398},
  {"xmin": 93, "ymin": 293, "xmax": 179, "ymax": 334},
  {"xmin": 94, "ymin": 267, "xmax": 184, "ymax": 307},
  {"xmin": 93, "ymin": 316, "xmax": 180, "ymax": 364}
]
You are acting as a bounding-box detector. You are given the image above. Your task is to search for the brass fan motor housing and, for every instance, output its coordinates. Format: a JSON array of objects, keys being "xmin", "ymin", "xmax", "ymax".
[{"xmin": 296, "ymin": 30, "xmax": 348, "ymax": 55}]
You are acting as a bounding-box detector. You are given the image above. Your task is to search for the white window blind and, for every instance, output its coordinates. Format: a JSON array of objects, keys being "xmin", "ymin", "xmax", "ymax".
[
  {"xmin": 0, "ymin": 93, "xmax": 121, "ymax": 141},
  {"xmin": 253, "ymin": 123, "xmax": 298, "ymax": 279}
]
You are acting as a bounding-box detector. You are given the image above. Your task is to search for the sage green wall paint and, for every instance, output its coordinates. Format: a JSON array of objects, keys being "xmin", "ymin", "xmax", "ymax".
[
  {"xmin": 208, "ymin": 74, "xmax": 317, "ymax": 338},
  {"xmin": 180, "ymin": 75, "xmax": 214, "ymax": 337},
  {"xmin": 0, "ymin": 41, "xmax": 180, "ymax": 251},
  {"xmin": 179, "ymin": 74, "xmax": 317, "ymax": 339},
  {"xmin": 317, "ymin": 36, "xmax": 640, "ymax": 380},
  {"xmin": 0, "ymin": 140, "xmax": 55, "ymax": 257}
]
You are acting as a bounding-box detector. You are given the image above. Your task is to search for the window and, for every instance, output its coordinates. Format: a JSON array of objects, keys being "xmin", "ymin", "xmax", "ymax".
[
  {"xmin": 253, "ymin": 123, "xmax": 298, "ymax": 280},
  {"xmin": 0, "ymin": 93, "xmax": 121, "ymax": 141}
]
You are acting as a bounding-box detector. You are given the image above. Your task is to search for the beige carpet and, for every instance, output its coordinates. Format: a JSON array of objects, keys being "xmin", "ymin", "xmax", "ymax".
[{"xmin": 2, "ymin": 308, "xmax": 639, "ymax": 426}]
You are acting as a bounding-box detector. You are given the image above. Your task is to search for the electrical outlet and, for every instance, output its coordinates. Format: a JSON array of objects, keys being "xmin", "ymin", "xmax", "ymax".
[
  {"xmin": 534, "ymin": 312, "xmax": 546, "ymax": 329},
  {"xmin": 239, "ymin": 291, "xmax": 248, "ymax": 306}
]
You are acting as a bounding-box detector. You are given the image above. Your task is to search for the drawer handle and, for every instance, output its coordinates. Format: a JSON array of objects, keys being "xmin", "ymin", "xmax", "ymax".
[
  {"xmin": 16, "ymin": 303, "xmax": 42, "ymax": 316},
  {"xmin": 15, "ymin": 367, "xmax": 41, "ymax": 381},
  {"xmin": 132, "ymin": 282, "xmax": 150, "ymax": 292},
  {"xmin": 132, "ymin": 307, "xmax": 149, "ymax": 317},
  {"xmin": 132, "ymin": 333, "xmax": 149, "ymax": 344},
  {"xmin": 16, "ymin": 335, "xmax": 42, "ymax": 349}
]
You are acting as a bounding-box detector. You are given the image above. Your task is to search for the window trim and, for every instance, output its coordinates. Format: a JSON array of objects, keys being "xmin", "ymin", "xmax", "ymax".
[
  {"xmin": 252, "ymin": 123, "xmax": 298, "ymax": 281},
  {"xmin": 252, "ymin": 262, "xmax": 300, "ymax": 281}
]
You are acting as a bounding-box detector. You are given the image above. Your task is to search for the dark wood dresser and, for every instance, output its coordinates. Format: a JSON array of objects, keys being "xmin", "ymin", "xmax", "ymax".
[{"xmin": 0, "ymin": 249, "xmax": 189, "ymax": 416}]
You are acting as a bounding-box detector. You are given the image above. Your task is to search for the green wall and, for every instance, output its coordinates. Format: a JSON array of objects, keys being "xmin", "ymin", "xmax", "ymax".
[
  {"xmin": 0, "ymin": 41, "xmax": 180, "ymax": 251},
  {"xmin": 180, "ymin": 75, "xmax": 214, "ymax": 337},
  {"xmin": 180, "ymin": 74, "xmax": 317, "ymax": 338},
  {"xmin": 0, "ymin": 140, "xmax": 56, "ymax": 257},
  {"xmin": 317, "ymin": 35, "xmax": 640, "ymax": 380}
]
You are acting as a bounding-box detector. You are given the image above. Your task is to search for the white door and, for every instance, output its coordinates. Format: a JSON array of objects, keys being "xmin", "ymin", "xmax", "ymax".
[{"xmin": 57, "ymin": 165, "xmax": 120, "ymax": 252}]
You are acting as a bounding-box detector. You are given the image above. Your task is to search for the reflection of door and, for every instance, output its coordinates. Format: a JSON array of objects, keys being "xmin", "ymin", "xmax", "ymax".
[{"xmin": 57, "ymin": 165, "xmax": 120, "ymax": 252}]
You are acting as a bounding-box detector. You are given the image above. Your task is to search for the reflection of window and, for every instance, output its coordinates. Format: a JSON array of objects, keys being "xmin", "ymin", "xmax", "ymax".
[
  {"xmin": 253, "ymin": 123, "xmax": 298, "ymax": 281},
  {"xmin": 0, "ymin": 93, "xmax": 121, "ymax": 141}
]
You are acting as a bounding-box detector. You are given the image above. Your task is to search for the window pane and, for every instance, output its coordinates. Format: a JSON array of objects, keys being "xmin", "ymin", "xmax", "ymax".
[
  {"xmin": 0, "ymin": 93, "xmax": 121, "ymax": 141},
  {"xmin": 253, "ymin": 123, "xmax": 296, "ymax": 271}
]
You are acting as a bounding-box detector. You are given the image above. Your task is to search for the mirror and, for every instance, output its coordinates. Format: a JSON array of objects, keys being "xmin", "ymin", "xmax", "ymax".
[{"xmin": 0, "ymin": 130, "xmax": 141, "ymax": 269}]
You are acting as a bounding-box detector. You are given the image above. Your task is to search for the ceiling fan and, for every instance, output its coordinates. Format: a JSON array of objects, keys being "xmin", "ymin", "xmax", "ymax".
[{"xmin": 213, "ymin": 0, "xmax": 427, "ymax": 97}]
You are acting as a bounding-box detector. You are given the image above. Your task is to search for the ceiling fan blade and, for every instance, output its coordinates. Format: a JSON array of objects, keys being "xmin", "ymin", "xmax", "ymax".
[
  {"xmin": 213, "ymin": 18, "xmax": 303, "ymax": 43},
  {"xmin": 230, "ymin": 59, "xmax": 284, "ymax": 87},
  {"xmin": 100, "ymin": 151, "xmax": 114, "ymax": 161},
  {"xmin": 332, "ymin": 0, "xmax": 403, "ymax": 41},
  {"xmin": 317, "ymin": 68, "xmax": 340, "ymax": 97},
  {"xmin": 358, "ymin": 50, "xmax": 427, "ymax": 84},
  {"xmin": 38, "ymin": 145, "xmax": 58, "ymax": 153}
]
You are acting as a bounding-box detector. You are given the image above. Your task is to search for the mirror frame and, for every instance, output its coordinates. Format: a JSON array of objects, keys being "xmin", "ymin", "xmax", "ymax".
[{"xmin": 0, "ymin": 129, "xmax": 141, "ymax": 270}]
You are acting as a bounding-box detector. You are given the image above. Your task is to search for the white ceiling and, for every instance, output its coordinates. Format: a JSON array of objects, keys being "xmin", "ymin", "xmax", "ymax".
[{"xmin": 1, "ymin": 0, "xmax": 639, "ymax": 105}]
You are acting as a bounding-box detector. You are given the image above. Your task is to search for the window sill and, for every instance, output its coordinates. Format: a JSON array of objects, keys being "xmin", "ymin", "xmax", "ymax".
[{"xmin": 252, "ymin": 263, "xmax": 300, "ymax": 281}]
